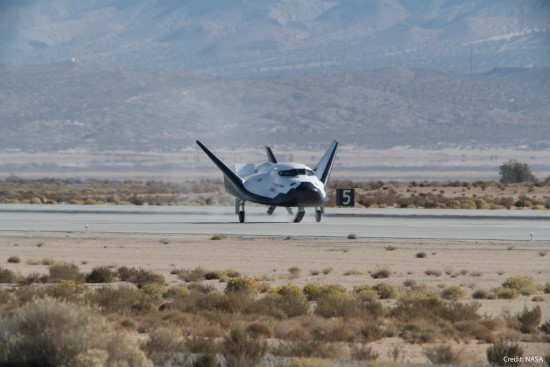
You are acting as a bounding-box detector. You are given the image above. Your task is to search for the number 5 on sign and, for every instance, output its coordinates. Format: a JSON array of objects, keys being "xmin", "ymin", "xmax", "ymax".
[{"xmin": 336, "ymin": 189, "xmax": 355, "ymax": 207}]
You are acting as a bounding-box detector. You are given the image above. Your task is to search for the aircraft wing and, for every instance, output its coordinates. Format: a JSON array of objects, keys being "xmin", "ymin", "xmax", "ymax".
[{"xmin": 196, "ymin": 140, "xmax": 245, "ymax": 194}]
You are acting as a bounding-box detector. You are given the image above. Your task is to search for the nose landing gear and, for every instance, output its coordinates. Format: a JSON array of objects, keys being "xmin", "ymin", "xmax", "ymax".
[
  {"xmin": 294, "ymin": 207, "xmax": 305, "ymax": 223},
  {"xmin": 315, "ymin": 207, "xmax": 322, "ymax": 222}
]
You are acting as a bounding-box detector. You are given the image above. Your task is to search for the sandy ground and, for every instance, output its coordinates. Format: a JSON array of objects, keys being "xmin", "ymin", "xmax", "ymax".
[{"xmin": 1, "ymin": 232, "xmax": 549, "ymax": 364}]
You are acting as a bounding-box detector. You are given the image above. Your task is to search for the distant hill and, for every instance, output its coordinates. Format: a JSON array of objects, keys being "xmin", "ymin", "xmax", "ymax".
[
  {"xmin": 1, "ymin": 0, "xmax": 548, "ymax": 74},
  {"xmin": 1, "ymin": 63, "xmax": 548, "ymax": 151}
]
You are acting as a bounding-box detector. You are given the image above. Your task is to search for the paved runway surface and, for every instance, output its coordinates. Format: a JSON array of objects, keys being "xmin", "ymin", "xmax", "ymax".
[{"xmin": 1, "ymin": 205, "xmax": 549, "ymax": 240}]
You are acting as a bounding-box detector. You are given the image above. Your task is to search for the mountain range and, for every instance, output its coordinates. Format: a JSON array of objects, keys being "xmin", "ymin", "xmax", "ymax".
[
  {"xmin": 1, "ymin": 0, "xmax": 549, "ymax": 75},
  {"xmin": 1, "ymin": 63, "xmax": 549, "ymax": 152}
]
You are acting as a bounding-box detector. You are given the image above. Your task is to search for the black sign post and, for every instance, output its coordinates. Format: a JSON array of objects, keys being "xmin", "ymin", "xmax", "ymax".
[{"xmin": 336, "ymin": 189, "xmax": 355, "ymax": 207}]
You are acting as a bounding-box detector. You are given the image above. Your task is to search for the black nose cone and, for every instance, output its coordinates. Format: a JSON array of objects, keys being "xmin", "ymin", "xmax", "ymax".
[{"xmin": 295, "ymin": 182, "xmax": 324, "ymax": 206}]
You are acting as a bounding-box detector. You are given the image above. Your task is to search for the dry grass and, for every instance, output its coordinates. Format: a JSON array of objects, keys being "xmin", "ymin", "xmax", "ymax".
[{"xmin": 1, "ymin": 232, "xmax": 547, "ymax": 365}]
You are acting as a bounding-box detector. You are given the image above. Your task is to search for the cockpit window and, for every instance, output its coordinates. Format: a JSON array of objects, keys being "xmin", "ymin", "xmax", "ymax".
[{"xmin": 279, "ymin": 169, "xmax": 315, "ymax": 177}]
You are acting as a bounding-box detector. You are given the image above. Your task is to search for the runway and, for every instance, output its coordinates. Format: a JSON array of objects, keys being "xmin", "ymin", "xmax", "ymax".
[{"xmin": 0, "ymin": 204, "xmax": 549, "ymax": 240}]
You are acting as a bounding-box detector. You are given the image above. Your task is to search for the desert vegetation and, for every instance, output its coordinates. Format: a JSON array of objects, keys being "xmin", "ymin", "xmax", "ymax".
[
  {"xmin": 0, "ymin": 258, "xmax": 548, "ymax": 366},
  {"xmin": 1, "ymin": 177, "xmax": 549, "ymax": 209}
]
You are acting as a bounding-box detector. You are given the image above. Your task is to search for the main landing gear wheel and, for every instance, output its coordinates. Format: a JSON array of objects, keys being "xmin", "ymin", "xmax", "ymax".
[
  {"xmin": 294, "ymin": 208, "xmax": 305, "ymax": 223},
  {"xmin": 315, "ymin": 208, "xmax": 322, "ymax": 222},
  {"xmin": 236, "ymin": 199, "xmax": 245, "ymax": 223},
  {"xmin": 267, "ymin": 206, "xmax": 276, "ymax": 215}
]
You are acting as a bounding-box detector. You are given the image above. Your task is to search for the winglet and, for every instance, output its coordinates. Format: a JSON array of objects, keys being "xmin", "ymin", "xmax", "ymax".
[
  {"xmin": 314, "ymin": 140, "xmax": 339, "ymax": 185},
  {"xmin": 265, "ymin": 146, "xmax": 278, "ymax": 163},
  {"xmin": 196, "ymin": 140, "xmax": 243, "ymax": 189}
]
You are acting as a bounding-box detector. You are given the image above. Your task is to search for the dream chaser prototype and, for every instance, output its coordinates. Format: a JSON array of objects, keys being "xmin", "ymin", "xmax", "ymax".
[{"xmin": 196, "ymin": 140, "xmax": 338, "ymax": 223}]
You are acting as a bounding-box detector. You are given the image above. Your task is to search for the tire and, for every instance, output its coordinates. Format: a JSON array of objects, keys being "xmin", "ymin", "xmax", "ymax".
[{"xmin": 238, "ymin": 211, "xmax": 245, "ymax": 223}]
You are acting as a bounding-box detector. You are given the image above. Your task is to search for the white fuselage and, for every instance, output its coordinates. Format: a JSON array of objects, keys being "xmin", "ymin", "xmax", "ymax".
[{"xmin": 242, "ymin": 162, "xmax": 327, "ymax": 203}]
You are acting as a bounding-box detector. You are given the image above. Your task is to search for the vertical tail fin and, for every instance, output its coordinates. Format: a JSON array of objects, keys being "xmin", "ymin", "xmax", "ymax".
[
  {"xmin": 265, "ymin": 146, "xmax": 278, "ymax": 163},
  {"xmin": 314, "ymin": 140, "xmax": 339, "ymax": 185}
]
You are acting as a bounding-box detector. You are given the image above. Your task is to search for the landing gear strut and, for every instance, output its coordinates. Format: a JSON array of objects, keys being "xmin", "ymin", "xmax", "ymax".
[
  {"xmin": 267, "ymin": 206, "xmax": 276, "ymax": 215},
  {"xmin": 235, "ymin": 199, "xmax": 245, "ymax": 223},
  {"xmin": 315, "ymin": 207, "xmax": 322, "ymax": 222},
  {"xmin": 294, "ymin": 207, "xmax": 305, "ymax": 223}
]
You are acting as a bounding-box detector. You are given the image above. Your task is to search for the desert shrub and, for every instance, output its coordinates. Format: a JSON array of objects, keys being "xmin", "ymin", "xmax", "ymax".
[
  {"xmin": 444, "ymin": 302, "xmax": 482, "ymax": 323},
  {"xmin": 288, "ymin": 266, "xmax": 301, "ymax": 279},
  {"xmin": 392, "ymin": 295, "xmax": 442, "ymax": 321},
  {"xmin": 18, "ymin": 272, "xmax": 49, "ymax": 285},
  {"xmin": 502, "ymin": 275, "xmax": 539, "ymax": 295},
  {"xmin": 487, "ymin": 341, "xmax": 523, "ymax": 366},
  {"xmin": 454, "ymin": 320, "xmax": 496, "ymax": 343},
  {"xmin": 204, "ymin": 271, "xmax": 221, "ymax": 280},
  {"xmin": 86, "ymin": 286, "xmax": 144, "ymax": 314},
  {"xmin": 400, "ymin": 320, "xmax": 438, "ymax": 344},
  {"xmin": 163, "ymin": 285, "xmax": 190, "ymax": 299},
  {"xmin": 371, "ymin": 266, "xmax": 392, "ymax": 279},
  {"xmin": 403, "ymin": 279, "xmax": 418, "ymax": 288},
  {"xmin": 210, "ymin": 234, "xmax": 226, "ymax": 240},
  {"xmin": 222, "ymin": 268, "xmax": 241, "ymax": 278},
  {"xmin": 360, "ymin": 323, "xmax": 384, "ymax": 342},
  {"xmin": 246, "ymin": 322, "xmax": 274, "ymax": 338},
  {"xmin": 441, "ymin": 285, "xmax": 466, "ymax": 300},
  {"xmin": 353, "ymin": 284, "xmax": 379, "ymax": 301},
  {"xmin": 392, "ymin": 294, "xmax": 480, "ymax": 325},
  {"xmin": 142, "ymin": 328, "xmax": 185, "ymax": 365},
  {"xmin": 192, "ymin": 354, "xmax": 218, "ymax": 367},
  {"xmin": 141, "ymin": 283, "xmax": 165, "ymax": 298},
  {"xmin": 0, "ymin": 297, "xmax": 152, "ymax": 367},
  {"xmin": 517, "ymin": 305, "xmax": 541, "ymax": 333},
  {"xmin": 424, "ymin": 269, "xmax": 442, "ymax": 277},
  {"xmin": 373, "ymin": 283, "xmax": 398, "ymax": 299},
  {"xmin": 117, "ymin": 266, "xmax": 165, "ymax": 288},
  {"xmin": 351, "ymin": 345, "xmax": 378, "ymax": 361},
  {"xmin": 222, "ymin": 328, "xmax": 267, "ymax": 367},
  {"xmin": 14, "ymin": 282, "xmax": 83, "ymax": 304},
  {"xmin": 49, "ymin": 262, "xmax": 84, "ymax": 283},
  {"xmin": 85, "ymin": 266, "xmax": 114, "ymax": 283},
  {"xmin": 424, "ymin": 345, "xmax": 462, "ymax": 364},
  {"xmin": 225, "ymin": 276, "xmax": 259, "ymax": 295},
  {"xmin": 40, "ymin": 257, "xmax": 56, "ymax": 265},
  {"xmin": 7, "ymin": 256, "xmax": 20, "ymax": 263},
  {"xmin": 544, "ymin": 281, "xmax": 550, "ymax": 294},
  {"xmin": 0, "ymin": 268, "xmax": 17, "ymax": 283},
  {"xmin": 497, "ymin": 287, "xmax": 520, "ymax": 299},
  {"xmin": 263, "ymin": 285, "xmax": 308, "ymax": 318},
  {"xmin": 540, "ymin": 320, "xmax": 550, "ymax": 335},
  {"xmin": 177, "ymin": 267, "xmax": 207, "ymax": 282},
  {"xmin": 273, "ymin": 339, "xmax": 344, "ymax": 359},
  {"xmin": 415, "ymin": 252, "xmax": 426, "ymax": 258},
  {"xmin": 343, "ymin": 269, "xmax": 363, "ymax": 276},
  {"xmin": 303, "ymin": 283, "xmax": 346, "ymax": 301},
  {"xmin": 185, "ymin": 336, "xmax": 219, "ymax": 354},
  {"xmin": 472, "ymin": 289, "xmax": 490, "ymax": 299},
  {"xmin": 213, "ymin": 292, "xmax": 256, "ymax": 314},
  {"xmin": 284, "ymin": 358, "xmax": 342, "ymax": 367},
  {"xmin": 315, "ymin": 293, "xmax": 362, "ymax": 318},
  {"xmin": 322, "ymin": 267, "xmax": 333, "ymax": 275},
  {"xmin": 347, "ymin": 233, "xmax": 357, "ymax": 239}
]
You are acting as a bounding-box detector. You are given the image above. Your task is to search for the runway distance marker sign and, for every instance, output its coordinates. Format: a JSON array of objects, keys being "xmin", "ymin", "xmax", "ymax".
[{"xmin": 336, "ymin": 189, "xmax": 355, "ymax": 207}]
